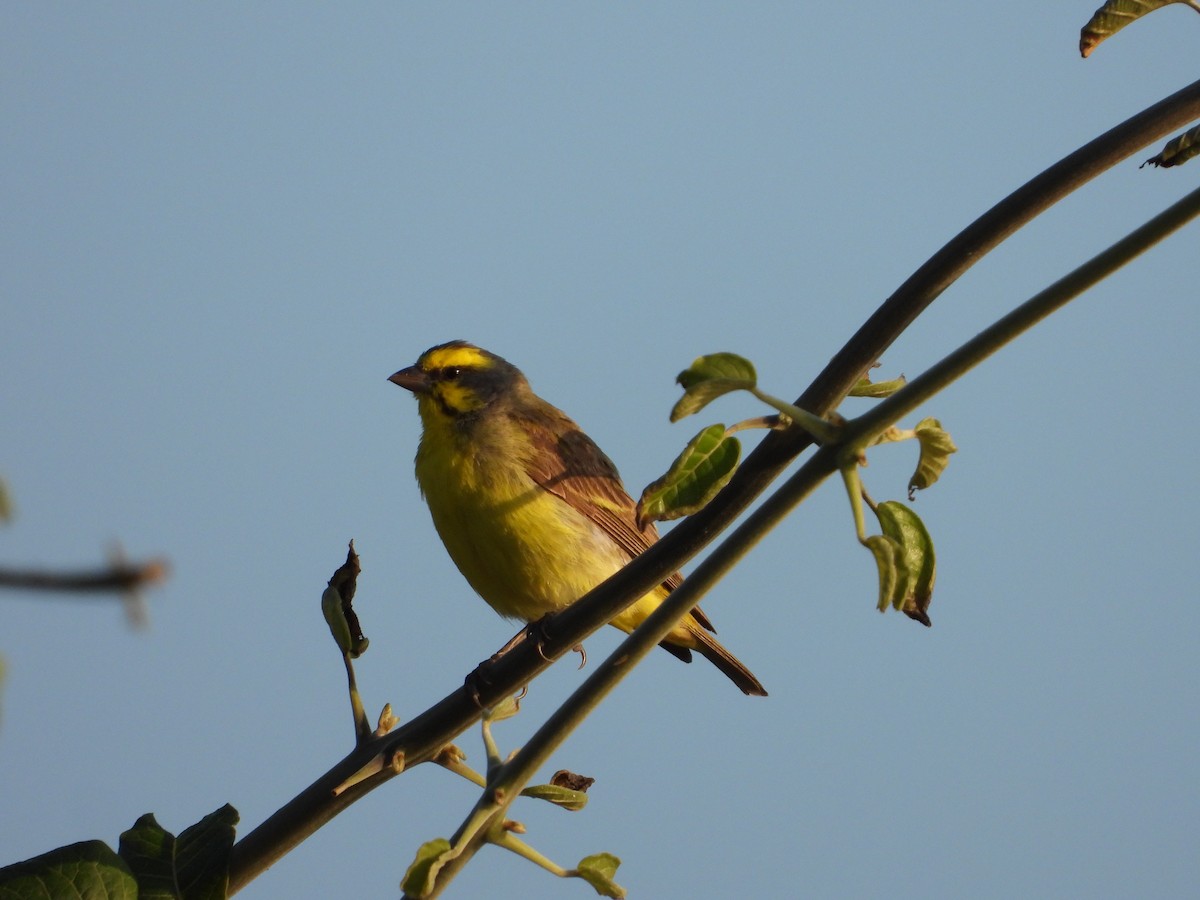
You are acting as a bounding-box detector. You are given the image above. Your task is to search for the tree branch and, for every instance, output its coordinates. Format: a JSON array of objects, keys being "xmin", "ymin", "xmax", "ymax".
[
  {"xmin": 226, "ymin": 76, "xmax": 1200, "ymax": 896},
  {"xmin": 0, "ymin": 560, "xmax": 167, "ymax": 595}
]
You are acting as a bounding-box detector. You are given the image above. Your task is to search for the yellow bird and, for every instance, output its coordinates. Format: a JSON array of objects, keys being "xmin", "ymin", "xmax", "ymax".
[{"xmin": 389, "ymin": 341, "xmax": 766, "ymax": 696}]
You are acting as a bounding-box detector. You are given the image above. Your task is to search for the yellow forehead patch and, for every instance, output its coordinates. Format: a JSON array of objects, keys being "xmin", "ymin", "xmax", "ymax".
[{"xmin": 420, "ymin": 342, "xmax": 493, "ymax": 373}]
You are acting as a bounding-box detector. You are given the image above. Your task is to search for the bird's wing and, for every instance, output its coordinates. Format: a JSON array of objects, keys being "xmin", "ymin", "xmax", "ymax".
[{"xmin": 518, "ymin": 408, "xmax": 714, "ymax": 622}]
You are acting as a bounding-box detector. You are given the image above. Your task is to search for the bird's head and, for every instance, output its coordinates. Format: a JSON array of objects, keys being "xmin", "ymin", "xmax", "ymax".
[{"xmin": 389, "ymin": 341, "xmax": 525, "ymax": 423}]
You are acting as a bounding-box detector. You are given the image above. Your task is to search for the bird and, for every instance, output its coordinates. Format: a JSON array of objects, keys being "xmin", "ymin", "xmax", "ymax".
[{"xmin": 388, "ymin": 340, "xmax": 766, "ymax": 696}]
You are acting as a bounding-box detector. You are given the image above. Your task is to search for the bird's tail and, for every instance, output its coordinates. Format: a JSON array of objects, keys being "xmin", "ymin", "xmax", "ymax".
[{"xmin": 689, "ymin": 628, "xmax": 768, "ymax": 696}]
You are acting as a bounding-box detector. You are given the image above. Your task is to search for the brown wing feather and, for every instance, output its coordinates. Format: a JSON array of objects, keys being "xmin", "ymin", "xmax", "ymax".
[
  {"xmin": 510, "ymin": 394, "xmax": 765, "ymax": 695},
  {"xmin": 514, "ymin": 402, "xmax": 714, "ymax": 620}
]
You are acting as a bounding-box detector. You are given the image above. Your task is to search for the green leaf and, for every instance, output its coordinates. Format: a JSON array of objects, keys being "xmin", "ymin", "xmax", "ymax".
[
  {"xmin": 521, "ymin": 784, "xmax": 590, "ymax": 811},
  {"xmin": 573, "ymin": 853, "xmax": 625, "ymax": 899},
  {"xmin": 173, "ymin": 805, "xmax": 238, "ymax": 900},
  {"xmin": 400, "ymin": 838, "xmax": 453, "ymax": 899},
  {"xmin": 324, "ymin": 542, "xmax": 368, "ymax": 658},
  {"xmin": 861, "ymin": 534, "xmax": 905, "ymax": 614},
  {"xmin": 321, "ymin": 585, "xmax": 354, "ymax": 655},
  {"xmin": 876, "ymin": 501, "xmax": 936, "ymax": 626},
  {"xmin": 116, "ymin": 805, "xmax": 238, "ymax": 900},
  {"xmin": 1080, "ymin": 1, "xmax": 1198, "ymax": 58},
  {"xmin": 909, "ymin": 417, "xmax": 957, "ymax": 496},
  {"xmin": 118, "ymin": 814, "xmax": 178, "ymax": 899},
  {"xmin": 1143, "ymin": 123, "xmax": 1200, "ymax": 169},
  {"xmin": 0, "ymin": 841, "xmax": 137, "ymax": 900},
  {"xmin": 636, "ymin": 425, "xmax": 740, "ymax": 527},
  {"xmin": 671, "ymin": 353, "xmax": 757, "ymax": 421},
  {"xmin": 849, "ymin": 373, "xmax": 907, "ymax": 398}
]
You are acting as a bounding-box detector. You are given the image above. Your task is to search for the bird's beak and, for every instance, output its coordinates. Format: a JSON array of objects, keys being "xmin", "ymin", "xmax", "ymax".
[{"xmin": 388, "ymin": 365, "xmax": 430, "ymax": 394}]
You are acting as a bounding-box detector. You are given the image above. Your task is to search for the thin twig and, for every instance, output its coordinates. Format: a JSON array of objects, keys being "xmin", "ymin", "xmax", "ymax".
[{"xmin": 0, "ymin": 560, "xmax": 168, "ymax": 595}]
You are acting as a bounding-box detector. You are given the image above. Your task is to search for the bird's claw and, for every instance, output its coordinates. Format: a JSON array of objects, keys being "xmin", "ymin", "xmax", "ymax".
[
  {"xmin": 465, "ymin": 616, "xmax": 586, "ymax": 706},
  {"xmin": 526, "ymin": 614, "xmax": 556, "ymax": 661},
  {"xmin": 464, "ymin": 660, "xmax": 497, "ymax": 709}
]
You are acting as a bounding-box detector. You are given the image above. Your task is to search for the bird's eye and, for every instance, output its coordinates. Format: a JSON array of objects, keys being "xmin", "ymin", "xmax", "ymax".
[{"xmin": 443, "ymin": 367, "xmax": 462, "ymax": 381}]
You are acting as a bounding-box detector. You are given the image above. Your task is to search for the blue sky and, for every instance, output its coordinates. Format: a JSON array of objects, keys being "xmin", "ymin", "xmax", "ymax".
[{"xmin": 3, "ymin": 4, "xmax": 1198, "ymax": 898}]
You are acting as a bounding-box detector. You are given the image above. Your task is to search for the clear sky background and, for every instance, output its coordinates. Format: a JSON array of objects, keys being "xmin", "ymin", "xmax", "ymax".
[{"xmin": 3, "ymin": 4, "xmax": 1198, "ymax": 898}]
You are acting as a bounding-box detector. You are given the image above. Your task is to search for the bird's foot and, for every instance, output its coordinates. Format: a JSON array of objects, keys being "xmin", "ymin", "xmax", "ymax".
[
  {"xmin": 523, "ymin": 616, "xmax": 585, "ymax": 667},
  {"xmin": 526, "ymin": 614, "xmax": 557, "ymax": 661},
  {"xmin": 464, "ymin": 616, "xmax": 585, "ymax": 706},
  {"xmin": 463, "ymin": 663, "xmax": 494, "ymax": 709}
]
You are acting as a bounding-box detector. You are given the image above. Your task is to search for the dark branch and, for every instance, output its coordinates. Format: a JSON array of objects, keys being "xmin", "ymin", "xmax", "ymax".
[
  {"xmin": 0, "ymin": 560, "xmax": 168, "ymax": 595},
  {"xmin": 227, "ymin": 77, "xmax": 1200, "ymax": 895}
]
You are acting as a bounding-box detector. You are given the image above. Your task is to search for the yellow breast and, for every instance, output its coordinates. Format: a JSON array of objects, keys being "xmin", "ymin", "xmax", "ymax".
[{"xmin": 413, "ymin": 405, "xmax": 629, "ymax": 623}]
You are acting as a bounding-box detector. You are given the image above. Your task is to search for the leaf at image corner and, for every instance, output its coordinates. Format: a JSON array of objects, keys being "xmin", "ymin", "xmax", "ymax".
[
  {"xmin": 117, "ymin": 813, "xmax": 177, "ymax": 900},
  {"xmin": 671, "ymin": 353, "xmax": 757, "ymax": 421},
  {"xmin": 0, "ymin": 841, "xmax": 137, "ymax": 900},
  {"xmin": 1079, "ymin": 0, "xmax": 1196, "ymax": 58},
  {"xmin": 637, "ymin": 424, "xmax": 740, "ymax": 527},
  {"xmin": 1143, "ymin": 124, "xmax": 1200, "ymax": 169},
  {"xmin": 174, "ymin": 804, "xmax": 238, "ymax": 900}
]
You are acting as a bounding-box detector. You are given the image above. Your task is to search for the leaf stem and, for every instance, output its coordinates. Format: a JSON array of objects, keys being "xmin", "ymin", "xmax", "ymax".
[
  {"xmin": 433, "ymin": 750, "xmax": 487, "ymax": 789},
  {"xmin": 749, "ymin": 388, "xmax": 842, "ymax": 444},
  {"xmin": 344, "ymin": 652, "xmax": 370, "ymax": 745},
  {"xmin": 490, "ymin": 830, "xmax": 569, "ymax": 877},
  {"xmin": 840, "ymin": 464, "xmax": 870, "ymax": 544}
]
